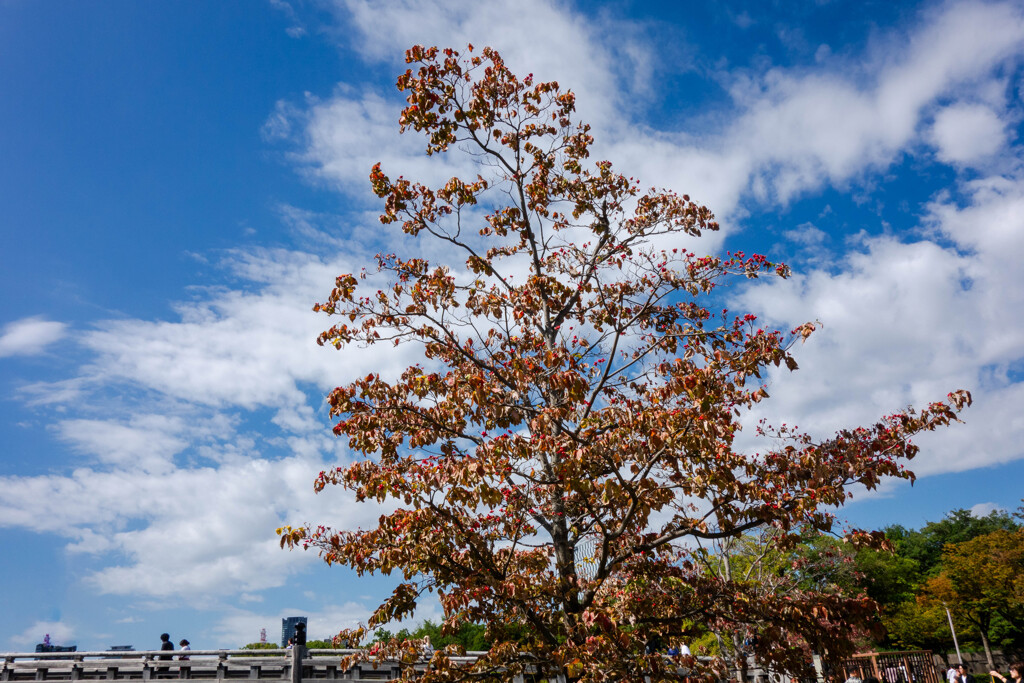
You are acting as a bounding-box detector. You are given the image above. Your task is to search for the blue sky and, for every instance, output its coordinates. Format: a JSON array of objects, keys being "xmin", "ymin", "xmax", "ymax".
[{"xmin": 2, "ymin": 0, "xmax": 1023, "ymax": 653}]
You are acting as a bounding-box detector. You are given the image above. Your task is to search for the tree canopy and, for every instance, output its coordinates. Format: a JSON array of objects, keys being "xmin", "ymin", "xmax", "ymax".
[
  {"xmin": 279, "ymin": 44, "xmax": 971, "ymax": 683},
  {"xmin": 851, "ymin": 509, "xmax": 1023, "ymax": 660}
]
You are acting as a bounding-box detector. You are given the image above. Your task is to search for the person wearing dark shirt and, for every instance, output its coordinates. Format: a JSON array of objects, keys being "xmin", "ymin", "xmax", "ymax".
[{"xmin": 158, "ymin": 634, "xmax": 174, "ymax": 661}]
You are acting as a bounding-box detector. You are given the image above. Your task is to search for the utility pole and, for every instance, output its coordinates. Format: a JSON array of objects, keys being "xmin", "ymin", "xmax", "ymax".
[{"xmin": 944, "ymin": 603, "xmax": 963, "ymax": 665}]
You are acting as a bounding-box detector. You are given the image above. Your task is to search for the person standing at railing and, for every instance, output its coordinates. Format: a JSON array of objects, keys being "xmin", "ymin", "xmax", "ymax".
[
  {"xmin": 158, "ymin": 634, "xmax": 174, "ymax": 661},
  {"xmin": 178, "ymin": 640, "xmax": 190, "ymax": 661}
]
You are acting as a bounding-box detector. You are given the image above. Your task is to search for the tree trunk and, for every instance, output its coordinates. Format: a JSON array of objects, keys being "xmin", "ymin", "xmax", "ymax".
[
  {"xmin": 732, "ymin": 632, "xmax": 748, "ymax": 683},
  {"xmin": 979, "ymin": 629, "xmax": 994, "ymax": 671}
]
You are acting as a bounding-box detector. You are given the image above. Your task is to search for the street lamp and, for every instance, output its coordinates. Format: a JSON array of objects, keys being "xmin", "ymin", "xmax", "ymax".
[{"xmin": 944, "ymin": 603, "xmax": 962, "ymax": 665}]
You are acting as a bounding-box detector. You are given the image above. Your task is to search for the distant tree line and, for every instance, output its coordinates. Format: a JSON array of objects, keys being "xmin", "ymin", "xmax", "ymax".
[
  {"xmin": 863, "ymin": 504, "xmax": 1023, "ymax": 667},
  {"xmin": 690, "ymin": 502, "xmax": 1024, "ymax": 675}
]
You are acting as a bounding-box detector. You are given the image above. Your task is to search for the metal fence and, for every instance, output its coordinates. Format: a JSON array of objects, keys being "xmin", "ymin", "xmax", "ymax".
[{"xmin": 837, "ymin": 651, "xmax": 941, "ymax": 683}]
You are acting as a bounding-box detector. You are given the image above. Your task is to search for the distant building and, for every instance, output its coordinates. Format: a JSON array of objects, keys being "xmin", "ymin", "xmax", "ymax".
[
  {"xmin": 109, "ymin": 646, "xmax": 135, "ymax": 652},
  {"xmin": 281, "ymin": 617, "xmax": 307, "ymax": 647},
  {"xmin": 35, "ymin": 644, "xmax": 76, "ymax": 653}
]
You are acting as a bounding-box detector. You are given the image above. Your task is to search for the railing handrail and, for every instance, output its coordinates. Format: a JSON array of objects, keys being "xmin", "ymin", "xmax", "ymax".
[
  {"xmin": 4, "ymin": 649, "xmax": 279, "ymax": 660},
  {"xmin": 0, "ymin": 648, "xmax": 497, "ymax": 660}
]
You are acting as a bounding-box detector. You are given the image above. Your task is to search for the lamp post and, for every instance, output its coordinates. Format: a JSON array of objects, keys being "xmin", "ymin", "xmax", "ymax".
[{"xmin": 944, "ymin": 603, "xmax": 963, "ymax": 665}]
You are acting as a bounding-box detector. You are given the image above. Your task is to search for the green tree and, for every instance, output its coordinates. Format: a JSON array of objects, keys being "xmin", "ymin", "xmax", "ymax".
[
  {"xmin": 240, "ymin": 641, "xmax": 280, "ymax": 656},
  {"xmin": 881, "ymin": 587, "xmax": 959, "ymax": 654},
  {"xmin": 934, "ymin": 529, "xmax": 1024, "ymax": 668},
  {"xmin": 854, "ymin": 544, "xmax": 920, "ymax": 606},
  {"xmin": 890, "ymin": 510, "xmax": 1018, "ymax": 577},
  {"xmin": 306, "ymin": 639, "xmax": 344, "ymax": 649},
  {"xmin": 280, "ymin": 44, "xmax": 970, "ymax": 683},
  {"xmin": 701, "ymin": 529, "xmax": 868, "ymax": 682}
]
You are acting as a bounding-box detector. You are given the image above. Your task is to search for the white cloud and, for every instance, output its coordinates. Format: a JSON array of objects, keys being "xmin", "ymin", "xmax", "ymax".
[
  {"xmin": 733, "ymin": 171, "xmax": 1024, "ymax": 476},
  {"xmin": 620, "ymin": 0, "xmax": 1024, "ymax": 214},
  {"xmin": 970, "ymin": 502, "xmax": 1005, "ymax": 517},
  {"xmin": 69, "ymin": 247, "xmax": 417, "ymax": 418},
  {"xmin": 0, "ymin": 442, "xmax": 390, "ymax": 599},
  {"xmin": 56, "ymin": 415, "xmax": 194, "ymax": 474},
  {"xmin": 0, "ymin": 242, "xmax": 416, "ymax": 600},
  {"xmin": 931, "ymin": 103, "xmax": 1008, "ymax": 164},
  {"xmin": 301, "ymin": 89, "xmax": 468, "ymax": 194},
  {"xmin": 0, "ymin": 317, "xmax": 67, "ymax": 358},
  {"xmin": 332, "ymin": 0, "xmax": 640, "ymax": 129},
  {"xmin": 298, "ymin": 0, "xmax": 1024, "ymax": 232}
]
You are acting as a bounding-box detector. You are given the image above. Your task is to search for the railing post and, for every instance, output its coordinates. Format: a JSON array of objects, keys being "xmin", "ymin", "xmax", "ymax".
[
  {"xmin": 216, "ymin": 652, "xmax": 228, "ymax": 680},
  {"xmin": 291, "ymin": 646, "xmax": 306, "ymax": 683}
]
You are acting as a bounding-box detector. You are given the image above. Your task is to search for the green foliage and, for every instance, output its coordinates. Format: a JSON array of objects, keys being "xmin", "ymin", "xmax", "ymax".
[
  {"xmin": 855, "ymin": 546, "xmax": 920, "ymax": 605},
  {"xmin": 239, "ymin": 641, "xmax": 281, "ymax": 656},
  {"xmin": 370, "ymin": 628, "xmax": 394, "ymax": 644},
  {"xmin": 371, "ymin": 620, "xmax": 490, "ymax": 652},
  {"xmin": 853, "ymin": 509, "xmax": 1022, "ymax": 654},
  {"xmin": 886, "ymin": 509, "xmax": 1018, "ymax": 577},
  {"xmin": 306, "ymin": 639, "xmax": 343, "ymax": 649}
]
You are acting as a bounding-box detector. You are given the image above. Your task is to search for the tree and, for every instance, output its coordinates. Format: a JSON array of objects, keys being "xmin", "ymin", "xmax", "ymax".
[
  {"xmin": 240, "ymin": 641, "xmax": 281, "ymax": 656},
  {"xmin": 700, "ymin": 529, "xmax": 868, "ymax": 683},
  {"xmin": 931, "ymin": 529, "xmax": 1024, "ymax": 668},
  {"xmin": 891, "ymin": 510, "xmax": 1019, "ymax": 577},
  {"xmin": 854, "ymin": 510, "xmax": 1021, "ymax": 654},
  {"xmin": 881, "ymin": 582, "xmax": 961, "ymax": 655},
  {"xmin": 279, "ymin": 44, "xmax": 971, "ymax": 683}
]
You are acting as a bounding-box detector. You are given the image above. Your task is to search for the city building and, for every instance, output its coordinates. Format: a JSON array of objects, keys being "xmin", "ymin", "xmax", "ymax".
[{"xmin": 281, "ymin": 617, "xmax": 307, "ymax": 647}]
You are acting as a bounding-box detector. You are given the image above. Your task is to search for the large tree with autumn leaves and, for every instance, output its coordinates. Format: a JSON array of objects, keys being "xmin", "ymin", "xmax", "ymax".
[{"xmin": 279, "ymin": 45, "xmax": 971, "ymax": 683}]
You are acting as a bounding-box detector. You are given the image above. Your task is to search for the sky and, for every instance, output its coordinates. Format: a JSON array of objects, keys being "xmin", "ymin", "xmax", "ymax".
[{"xmin": 1, "ymin": 0, "xmax": 1023, "ymax": 653}]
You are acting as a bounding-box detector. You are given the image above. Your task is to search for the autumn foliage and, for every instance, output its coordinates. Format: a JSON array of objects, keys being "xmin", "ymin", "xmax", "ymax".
[{"xmin": 279, "ymin": 45, "xmax": 971, "ymax": 683}]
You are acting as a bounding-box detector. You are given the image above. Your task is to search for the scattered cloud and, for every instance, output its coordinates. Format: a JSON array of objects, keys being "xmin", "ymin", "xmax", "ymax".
[
  {"xmin": 0, "ymin": 317, "xmax": 67, "ymax": 358},
  {"xmin": 614, "ymin": 0, "xmax": 1024, "ymax": 215},
  {"xmin": 734, "ymin": 168, "xmax": 1024, "ymax": 475},
  {"xmin": 970, "ymin": 502, "xmax": 1005, "ymax": 517},
  {"xmin": 931, "ymin": 102, "xmax": 1008, "ymax": 165}
]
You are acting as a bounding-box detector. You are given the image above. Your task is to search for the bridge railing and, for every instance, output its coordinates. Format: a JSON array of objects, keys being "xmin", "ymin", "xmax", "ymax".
[
  {"xmin": 1, "ymin": 647, "xmax": 761, "ymax": 683},
  {"xmin": 0, "ymin": 648, "xmax": 455, "ymax": 682}
]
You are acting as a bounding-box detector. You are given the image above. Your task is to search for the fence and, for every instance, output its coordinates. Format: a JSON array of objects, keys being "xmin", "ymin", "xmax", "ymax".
[
  {"xmin": 836, "ymin": 651, "xmax": 942, "ymax": 683},
  {"xmin": 0, "ymin": 647, "xmax": 448, "ymax": 683}
]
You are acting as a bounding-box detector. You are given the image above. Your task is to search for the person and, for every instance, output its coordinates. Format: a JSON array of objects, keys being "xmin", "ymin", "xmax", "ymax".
[
  {"xmin": 947, "ymin": 665, "xmax": 959, "ymax": 683},
  {"xmin": 158, "ymin": 633, "xmax": 174, "ymax": 661},
  {"xmin": 956, "ymin": 665, "xmax": 970, "ymax": 683},
  {"xmin": 421, "ymin": 635, "xmax": 434, "ymax": 660},
  {"xmin": 286, "ymin": 637, "xmax": 294, "ymax": 650},
  {"xmin": 990, "ymin": 663, "xmax": 1024, "ymax": 683},
  {"xmin": 178, "ymin": 640, "xmax": 190, "ymax": 661}
]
